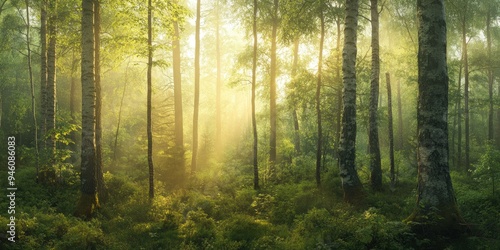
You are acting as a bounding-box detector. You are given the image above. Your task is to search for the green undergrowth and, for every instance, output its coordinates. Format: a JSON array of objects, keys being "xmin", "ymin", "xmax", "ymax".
[{"xmin": 1, "ymin": 160, "xmax": 499, "ymax": 250}]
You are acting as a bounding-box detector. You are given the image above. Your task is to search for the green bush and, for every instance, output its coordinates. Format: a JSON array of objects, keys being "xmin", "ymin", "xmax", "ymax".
[
  {"xmin": 180, "ymin": 210, "xmax": 216, "ymax": 247},
  {"xmin": 56, "ymin": 220, "xmax": 104, "ymax": 250},
  {"xmin": 220, "ymin": 214, "xmax": 270, "ymax": 248}
]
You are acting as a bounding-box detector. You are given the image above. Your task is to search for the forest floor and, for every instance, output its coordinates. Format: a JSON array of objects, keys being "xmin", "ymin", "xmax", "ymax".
[{"xmin": 0, "ymin": 157, "xmax": 499, "ymax": 249}]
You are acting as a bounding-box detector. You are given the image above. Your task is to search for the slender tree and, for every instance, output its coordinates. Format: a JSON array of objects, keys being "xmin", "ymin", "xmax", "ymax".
[
  {"xmin": 25, "ymin": 0, "xmax": 39, "ymax": 180},
  {"xmin": 113, "ymin": 65, "xmax": 129, "ymax": 164},
  {"xmin": 172, "ymin": 11, "xmax": 184, "ymax": 171},
  {"xmin": 497, "ymin": 74, "xmax": 500, "ymax": 148},
  {"xmin": 406, "ymin": 0, "xmax": 464, "ymax": 234},
  {"xmin": 456, "ymin": 57, "xmax": 463, "ymax": 169},
  {"xmin": 191, "ymin": 0, "xmax": 201, "ymax": 174},
  {"xmin": 315, "ymin": 1, "xmax": 325, "ymax": 187},
  {"xmin": 335, "ymin": 17, "xmax": 342, "ymax": 158},
  {"xmin": 75, "ymin": 0, "xmax": 99, "ymax": 219},
  {"xmin": 46, "ymin": 0, "xmax": 57, "ymax": 153},
  {"xmin": 462, "ymin": 13, "xmax": 470, "ymax": 174},
  {"xmin": 369, "ymin": 0, "xmax": 382, "ymax": 190},
  {"xmin": 147, "ymin": 0, "xmax": 154, "ymax": 199},
  {"xmin": 94, "ymin": 0, "xmax": 105, "ymax": 200},
  {"xmin": 40, "ymin": 0, "xmax": 47, "ymax": 149},
  {"xmin": 339, "ymin": 0, "xmax": 364, "ymax": 203},
  {"xmin": 252, "ymin": 0, "xmax": 259, "ymax": 190},
  {"xmin": 215, "ymin": 0, "xmax": 222, "ymax": 158},
  {"xmin": 386, "ymin": 73, "xmax": 395, "ymax": 188},
  {"xmin": 269, "ymin": 0, "xmax": 278, "ymax": 172},
  {"xmin": 292, "ymin": 38, "xmax": 300, "ymax": 154},
  {"xmin": 486, "ymin": 6, "xmax": 493, "ymax": 142},
  {"xmin": 397, "ymin": 80, "xmax": 403, "ymax": 150},
  {"xmin": 70, "ymin": 50, "xmax": 79, "ymax": 164}
]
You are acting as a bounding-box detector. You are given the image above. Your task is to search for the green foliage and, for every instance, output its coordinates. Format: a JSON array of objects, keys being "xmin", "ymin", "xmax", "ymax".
[
  {"xmin": 289, "ymin": 207, "xmax": 414, "ymax": 249},
  {"xmin": 220, "ymin": 214, "xmax": 270, "ymax": 246},
  {"xmin": 473, "ymin": 143, "xmax": 500, "ymax": 195},
  {"xmin": 0, "ymin": 212, "xmax": 104, "ymax": 250},
  {"xmin": 180, "ymin": 210, "xmax": 216, "ymax": 247}
]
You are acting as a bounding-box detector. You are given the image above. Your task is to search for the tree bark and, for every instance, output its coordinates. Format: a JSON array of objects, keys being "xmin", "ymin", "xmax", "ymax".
[
  {"xmin": 386, "ymin": 73, "xmax": 395, "ymax": 188},
  {"xmin": 497, "ymin": 76, "xmax": 500, "ymax": 149},
  {"xmin": 315, "ymin": 5, "xmax": 324, "ymax": 187},
  {"xmin": 40, "ymin": 0, "xmax": 47, "ymax": 149},
  {"xmin": 335, "ymin": 19, "xmax": 342, "ymax": 158},
  {"xmin": 94, "ymin": 0, "xmax": 106, "ymax": 201},
  {"xmin": 397, "ymin": 80, "xmax": 403, "ymax": 150},
  {"xmin": 25, "ymin": 0, "xmax": 39, "ymax": 181},
  {"xmin": 215, "ymin": 0, "xmax": 222, "ymax": 158},
  {"xmin": 269, "ymin": 0, "xmax": 278, "ymax": 172},
  {"xmin": 339, "ymin": 0, "xmax": 364, "ymax": 203},
  {"xmin": 172, "ymin": 17, "xmax": 184, "ymax": 172},
  {"xmin": 456, "ymin": 57, "xmax": 462, "ymax": 170},
  {"xmin": 70, "ymin": 50, "xmax": 78, "ymax": 164},
  {"xmin": 113, "ymin": 65, "xmax": 128, "ymax": 164},
  {"xmin": 75, "ymin": 0, "xmax": 99, "ymax": 219},
  {"xmin": 486, "ymin": 8, "xmax": 493, "ymax": 142},
  {"xmin": 407, "ymin": 0, "xmax": 464, "ymax": 234},
  {"xmin": 46, "ymin": 0, "xmax": 57, "ymax": 154},
  {"xmin": 147, "ymin": 0, "xmax": 154, "ymax": 199},
  {"xmin": 252, "ymin": 0, "xmax": 259, "ymax": 190},
  {"xmin": 451, "ymin": 86, "xmax": 457, "ymax": 168},
  {"xmin": 462, "ymin": 14, "xmax": 470, "ymax": 174},
  {"xmin": 191, "ymin": 0, "xmax": 201, "ymax": 174},
  {"xmin": 369, "ymin": 0, "xmax": 382, "ymax": 191},
  {"xmin": 292, "ymin": 38, "xmax": 300, "ymax": 154}
]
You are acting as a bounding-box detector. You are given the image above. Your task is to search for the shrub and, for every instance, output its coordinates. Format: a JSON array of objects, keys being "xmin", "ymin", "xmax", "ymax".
[
  {"xmin": 220, "ymin": 214, "xmax": 270, "ymax": 248},
  {"xmin": 180, "ymin": 210, "xmax": 216, "ymax": 247}
]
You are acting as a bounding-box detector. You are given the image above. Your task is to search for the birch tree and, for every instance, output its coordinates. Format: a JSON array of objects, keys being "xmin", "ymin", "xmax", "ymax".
[
  {"xmin": 339, "ymin": 0, "xmax": 364, "ymax": 203},
  {"xmin": 406, "ymin": 0, "xmax": 464, "ymax": 234},
  {"xmin": 75, "ymin": 0, "xmax": 99, "ymax": 219}
]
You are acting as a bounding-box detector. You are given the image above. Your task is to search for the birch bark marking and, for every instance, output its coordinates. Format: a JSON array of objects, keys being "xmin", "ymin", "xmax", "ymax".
[
  {"xmin": 406, "ymin": 0, "xmax": 465, "ymax": 235},
  {"xmin": 339, "ymin": 0, "xmax": 364, "ymax": 203}
]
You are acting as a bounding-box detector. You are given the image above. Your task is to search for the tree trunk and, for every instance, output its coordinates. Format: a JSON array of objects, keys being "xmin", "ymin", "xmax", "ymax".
[
  {"xmin": 70, "ymin": 50, "xmax": 78, "ymax": 164},
  {"xmin": 113, "ymin": 66, "xmax": 128, "ymax": 164},
  {"xmin": 215, "ymin": 0, "xmax": 222, "ymax": 159},
  {"xmin": 497, "ymin": 76, "xmax": 500, "ymax": 149},
  {"xmin": 252, "ymin": 0, "xmax": 259, "ymax": 190},
  {"xmin": 172, "ymin": 17, "xmax": 184, "ymax": 172},
  {"xmin": 94, "ymin": 0, "xmax": 106, "ymax": 201},
  {"xmin": 75, "ymin": 0, "xmax": 99, "ymax": 219},
  {"xmin": 191, "ymin": 0, "xmax": 201, "ymax": 174},
  {"xmin": 147, "ymin": 0, "xmax": 154, "ymax": 199},
  {"xmin": 396, "ymin": 81, "xmax": 403, "ymax": 151},
  {"xmin": 0, "ymin": 94, "xmax": 2, "ymax": 130},
  {"xmin": 386, "ymin": 73, "xmax": 395, "ymax": 188},
  {"xmin": 486, "ymin": 9, "xmax": 493, "ymax": 142},
  {"xmin": 335, "ymin": 19, "xmax": 342, "ymax": 159},
  {"xmin": 46, "ymin": 0, "xmax": 57, "ymax": 154},
  {"xmin": 369, "ymin": 0, "xmax": 382, "ymax": 191},
  {"xmin": 462, "ymin": 17, "xmax": 470, "ymax": 174},
  {"xmin": 456, "ymin": 57, "xmax": 462, "ymax": 170},
  {"xmin": 292, "ymin": 38, "xmax": 300, "ymax": 154},
  {"xmin": 25, "ymin": 0, "xmax": 39, "ymax": 181},
  {"xmin": 339, "ymin": 0, "xmax": 364, "ymax": 203},
  {"xmin": 315, "ymin": 6, "xmax": 324, "ymax": 187},
  {"xmin": 451, "ymin": 88, "xmax": 457, "ymax": 168},
  {"xmin": 407, "ymin": 0, "xmax": 464, "ymax": 235},
  {"xmin": 269, "ymin": 0, "xmax": 278, "ymax": 172},
  {"xmin": 40, "ymin": 0, "xmax": 47, "ymax": 149}
]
